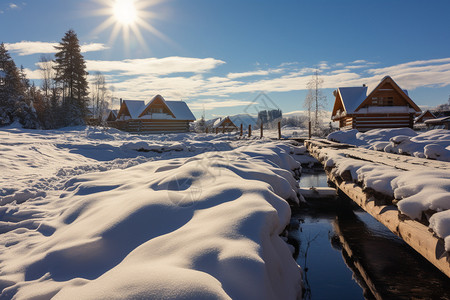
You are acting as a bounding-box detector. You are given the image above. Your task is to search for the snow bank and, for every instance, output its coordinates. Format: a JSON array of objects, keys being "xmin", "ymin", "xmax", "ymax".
[
  {"xmin": 328, "ymin": 128, "xmax": 450, "ymax": 162},
  {"xmin": 0, "ymin": 130, "xmax": 303, "ymax": 299}
]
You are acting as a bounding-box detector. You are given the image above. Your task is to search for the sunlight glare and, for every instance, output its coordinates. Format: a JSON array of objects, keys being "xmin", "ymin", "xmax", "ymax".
[
  {"xmin": 114, "ymin": 0, "xmax": 137, "ymax": 25},
  {"xmin": 92, "ymin": 0, "xmax": 172, "ymax": 52}
]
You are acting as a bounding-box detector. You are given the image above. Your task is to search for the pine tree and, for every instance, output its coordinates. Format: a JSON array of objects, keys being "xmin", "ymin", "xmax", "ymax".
[
  {"xmin": 0, "ymin": 43, "xmax": 39, "ymax": 128},
  {"xmin": 53, "ymin": 29, "xmax": 89, "ymax": 125}
]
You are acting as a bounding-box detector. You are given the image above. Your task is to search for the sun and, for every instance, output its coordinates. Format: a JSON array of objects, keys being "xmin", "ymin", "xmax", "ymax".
[
  {"xmin": 113, "ymin": 0, "xmax": 137, "ymax": 25},
  {"xmin": 92, "ymin": 0, "xmax": 169, "ymax": 50}
]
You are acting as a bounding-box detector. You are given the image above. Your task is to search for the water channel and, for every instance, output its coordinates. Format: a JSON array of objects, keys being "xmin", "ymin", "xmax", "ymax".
[{"xmin": 289, "ymin": 170, "xmax": 450, "ymax": 300}]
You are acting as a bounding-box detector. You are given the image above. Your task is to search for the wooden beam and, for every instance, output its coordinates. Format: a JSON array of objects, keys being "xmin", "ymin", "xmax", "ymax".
[
  {"xmin": 305, "ymin": 141, "xmax": 450, "ymax": 277},
  {"xmin": 328, "ymin": 172, "xmax": 450, "ymax": 278}
]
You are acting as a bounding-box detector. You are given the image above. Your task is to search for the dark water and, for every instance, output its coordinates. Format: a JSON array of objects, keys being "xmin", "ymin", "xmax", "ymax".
[{"xmin": 290, "ymin": 171, "xmax": 450, "ymax": 300}]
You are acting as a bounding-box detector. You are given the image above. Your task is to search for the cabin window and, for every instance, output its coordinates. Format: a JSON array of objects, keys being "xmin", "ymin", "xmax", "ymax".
[{"xmin": 149, "ymin": 107, "xmax": 163, "ymax": 114}]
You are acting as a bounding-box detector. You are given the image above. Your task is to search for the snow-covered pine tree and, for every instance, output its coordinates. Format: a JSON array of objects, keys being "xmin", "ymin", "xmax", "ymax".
[
  {"xmin": 0, "ymin": 43, "xmax": 39, "ymax": 128},
  {"xmin": 53, "ymin": 29, "xmax": 89, "ymax": 126}
]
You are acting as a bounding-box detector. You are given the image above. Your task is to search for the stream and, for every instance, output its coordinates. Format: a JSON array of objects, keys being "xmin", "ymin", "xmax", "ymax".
[{"xmin": 289, "ymin": 170, "xmax": 450, "ymax": 300}]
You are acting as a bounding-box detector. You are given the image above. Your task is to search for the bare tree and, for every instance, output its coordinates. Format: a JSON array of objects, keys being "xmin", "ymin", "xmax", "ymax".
[
  {"xmin": 39, "ymin": 55, "xmax": 54, "ymax": 98},
  {"xmin": 304, "ymin": 70, "xmax": 327, "ymax": 134},
  {"xmin": 91, "ymin": 71, "xmax": 109, "ymax": 119}
]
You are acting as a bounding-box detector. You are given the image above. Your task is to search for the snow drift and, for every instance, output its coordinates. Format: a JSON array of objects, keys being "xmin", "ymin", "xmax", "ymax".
[{"xmin": 0, "ymin": 127, "xmax": 303, "ymax": 299}]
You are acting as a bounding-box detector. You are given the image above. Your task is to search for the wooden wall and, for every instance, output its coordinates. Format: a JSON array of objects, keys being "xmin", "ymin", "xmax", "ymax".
[
  {"xmin": 110, "ymin": 119, "xmax": 190, "ymax": 133},
  {"xmin": 353, "ymin": 113, "xmax": 414, "ymax": 132}
]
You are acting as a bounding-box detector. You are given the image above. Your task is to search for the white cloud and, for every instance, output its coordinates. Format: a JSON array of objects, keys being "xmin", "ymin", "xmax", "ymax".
[
  {"xmin": 86, "ymin": 57, "xmax": 225, "ymax": 76},
  {"xmin": 80, "ymin": 43, "xmax": 109, "ymax": 53},
  {"xmin": 227, "ymin": 70, "xmax": 269, "ymax": 79},
  {"xmin": 366, "ymin": 58, "xmax": 450, "ymax": 90},
  {"xmin": 20, "ymin": 52, "xmax": 450, "ymax": 110},
  {"xmin": 187, "ymin": 99, "xmax": 254, "ymax": 110},
  {"xmin": 4, "ymin": 41, "xmax": 109, "ymax": 56},
  {"xmin": 9, "ymin": 3, "xmax": 18, "ymax": 9}
]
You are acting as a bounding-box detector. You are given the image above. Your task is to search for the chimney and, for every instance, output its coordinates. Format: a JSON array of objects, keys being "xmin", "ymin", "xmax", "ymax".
[{"xmin": 120, "ymin": 98, "xmax": 123, "ymax": 106}]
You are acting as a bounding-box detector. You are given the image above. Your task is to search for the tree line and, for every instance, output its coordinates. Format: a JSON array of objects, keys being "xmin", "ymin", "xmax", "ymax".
[{"xmin": 0, "ymin": 29, "xmax": 110, "ymax": 129}]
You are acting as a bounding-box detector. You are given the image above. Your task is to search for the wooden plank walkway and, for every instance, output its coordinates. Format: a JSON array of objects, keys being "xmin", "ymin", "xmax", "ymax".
[
  {"xmin": 304, "ymin": 138, "xmax": 450, "ymax": 278},
  {"xmin": 305, "ymin": 139, "xmax": 450, "ymax": 171}
]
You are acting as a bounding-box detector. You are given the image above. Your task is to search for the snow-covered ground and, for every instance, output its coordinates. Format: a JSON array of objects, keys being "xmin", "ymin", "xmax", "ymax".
[
  {"xmin": 0, "ymin": 125, "xmax": 304, "ymax": 299},
  {"xmin": 317, "ymin": 128, "xmax": 450, "ymax": 251},
  {"xmin": 328, "ymin": 128, "xmax": 450, "ymax": 162}
]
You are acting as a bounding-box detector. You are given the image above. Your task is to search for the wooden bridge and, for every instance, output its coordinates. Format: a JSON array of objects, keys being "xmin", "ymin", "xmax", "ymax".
[{"xmin": 304, "ymin": 138, "xmax": 450, "ymax": 278}]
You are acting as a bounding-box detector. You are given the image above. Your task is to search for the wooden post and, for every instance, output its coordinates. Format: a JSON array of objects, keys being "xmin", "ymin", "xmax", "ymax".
[
  {"xmin": 240, "ymin": 124, "xmax": 243, "ymax": 137},
  {"xmin": 206, "ymin": 127, "xmax": 208, "ymax": 134},
  {"xmin": 278, "ymin": 121, "xmax": 281, "ymax": 140},
  {"xmin": 248, "ymin": 125, "xmax": 252, "ymax": 137},
  {"xmin": 216, "ymin": 127, "xmax": 219, "ymax": 134},
  {"xmin": 308, "ymin": 121, "xmax": 312, "ymax": 139},
  {"xmin": 222, "ymin": 126, "xmax": 225, "ymax": 134},
  {"xmin": 409, "ymin": 113, "xmax": 414, "ymax": 128},
  {"xmin": 260, "ymin": 123, "xmax": 263, "ymax": 138}
]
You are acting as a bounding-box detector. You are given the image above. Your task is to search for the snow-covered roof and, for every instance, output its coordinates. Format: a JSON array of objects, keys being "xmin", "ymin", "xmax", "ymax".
[
  {"xmin": 123, "ymin": 100, "xmax": 146, "ymax": 119},
  {"xmin": 166, "ymin": 101, "xmax": 196, "ymax": 121},
  {"xmin": 415, "ymin": 110, "xmax": 436, "ymax": 123},
  {"xmin": 337, "ymin": 86, "xmax": 368, "ymax": 113},
  {"xmin": 213, "ymin": 117, "xmax": 223, "ymax": 128},
  {"xmin": 212, "ymin": 116, "xmax": 239, "ymax": 129},
  {"xmin": 425, "ymin": 116, "xmax": 450, "ymax": 125},
  {"xmin": 122, "ymin": 96, "xmax": 195, "ymax": 121}
]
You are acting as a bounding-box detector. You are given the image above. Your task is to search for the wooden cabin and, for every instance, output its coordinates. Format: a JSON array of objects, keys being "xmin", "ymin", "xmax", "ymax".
[
  {"xmin": 414, "ymin": 110, "xmax": 436, "ymax": 130},
  {"xmin": 331, "ymin": 76, "xmax": 422, "ymax": 132},
  {"xmin": 113, "ymin": 95, "xmax": 196, "ymax": 133},
  {"xmin": 425, "ymin": 116, "xmax": 450, "ymax": 130},
  {"xmin": 212, "ymin": 116, "xmax": 238, "ymax": 133},
  {"xmin": 414, "ymin": 110, "xmax": 436, "ymax": 124},
  {"xmin": 105, "ymin": 110, "xmax": 118, "ymax": 122}
]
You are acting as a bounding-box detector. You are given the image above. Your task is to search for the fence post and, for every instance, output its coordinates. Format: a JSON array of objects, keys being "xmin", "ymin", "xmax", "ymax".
[
  {"xmin": 308, "ymin": 121, "xmax": 312, "ymax": 139},
  {"xmin": 206, "ymin": 127, "xmax": 208, "ymax": 134},
  {"xmin": 222, "ymin": 126, "xmax": 225, "ymax": 134},
  {"xmin": 260, "ymin": 123, "xmax": 263, "ymax": 138},
  {"xmin": 216, "ymin": 127, "xmax": 219, "ymax": 134},
  {"xmin": 248, "ymin": 125, "xmax": 252, "ymax": 137},
  {"xmin": 278, "ymin": 121, "xmax": 281, "ymax": 140},
  {"xmin": 240, "ymin": 124, "xmax": 243, "ymax": 137}
]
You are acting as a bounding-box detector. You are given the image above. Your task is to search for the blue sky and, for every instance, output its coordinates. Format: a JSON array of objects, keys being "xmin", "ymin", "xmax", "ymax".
[{"xmin": 1, "ymin": 0, "xmax": 449, "ymax": 119}]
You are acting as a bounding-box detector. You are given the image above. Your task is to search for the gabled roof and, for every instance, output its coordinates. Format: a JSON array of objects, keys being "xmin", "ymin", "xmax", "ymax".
[
  {"xmin": 332, "ymin": 76, "xmax": 422, "ymax": 118},
  {"xmin": 213, "ymin": 116, "xmax": 236, "ymax": 128},
  {"xmin": 336, "ymin": 86, "xmax": 368, "ymax": 114},
  {"xmin": 139, "ymin": 94, "xmax": 175, "ymax": 118},
  {"xmin": 356, "ymin": 76, "xmax": 421, "ymax": 112},
  {"xmin": 122, "ymin": 100, "xmax": 146, "ymax": 119},
  {"xmin": 166, "ymin": 101, "xmax": 196, "ymax": 121},
  {"xmin": 415, "ymin": 110, "xmax": 436, "ymax": 123},
  {"xmin": 118, "ymin": 96, "xmax": 195, "ymax": 121}
]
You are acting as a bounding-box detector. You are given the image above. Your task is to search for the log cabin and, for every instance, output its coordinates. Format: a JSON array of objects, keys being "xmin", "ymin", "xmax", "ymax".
[
  {"xmin": 114, "ymin": 95, "xmax": 196, "ymax": 133},
  {"xmin": 414, "ymin": 110, "xmax": 436, "ymax": 124},
  {"xmin": 331, "ymin": 76, "xmax": 422, "ymax": 131},
  {"xmin": 212, "ymin": 116, "xmax": 238, "ymax": 133},
  {"xmin": 105, "ymin": 110, "xmax": 118, "ymax": 122}
]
